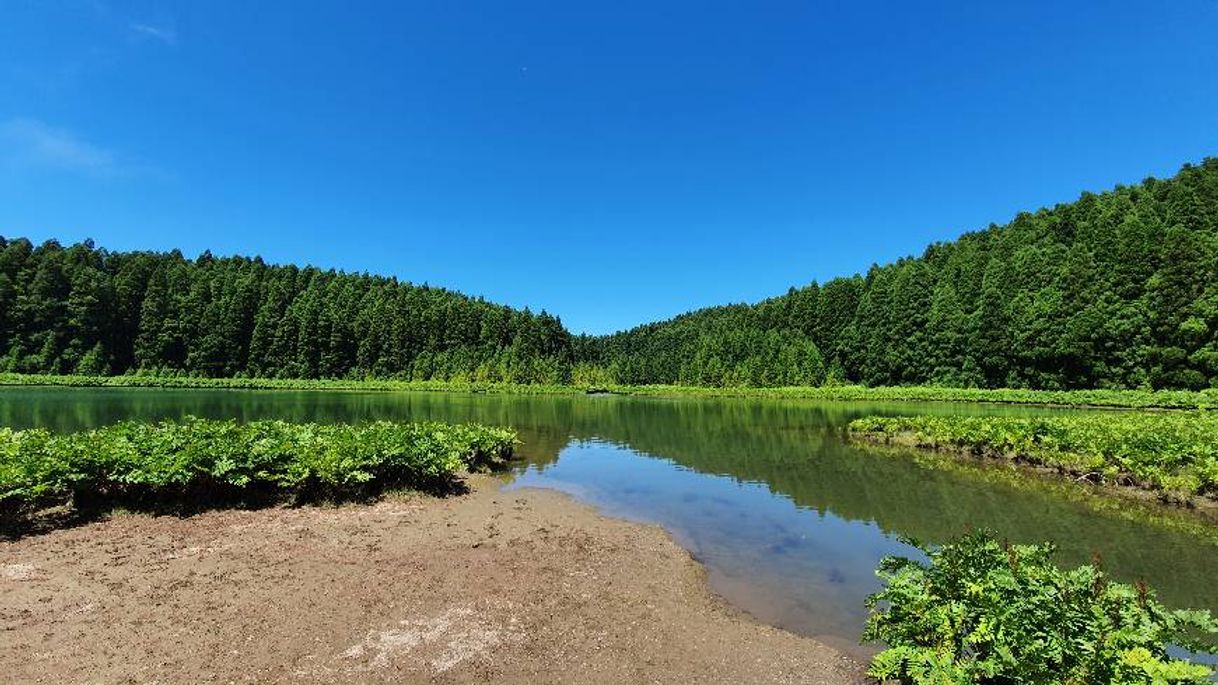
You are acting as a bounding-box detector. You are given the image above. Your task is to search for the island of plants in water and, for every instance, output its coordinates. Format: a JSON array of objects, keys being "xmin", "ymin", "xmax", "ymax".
[
  {"xmin": 848, "ymin": 413, "xmax": 1218, "ymax": 502},
  {"xmin": 0, "ymin": 417, "xmax": 516, "ymax": 525}
]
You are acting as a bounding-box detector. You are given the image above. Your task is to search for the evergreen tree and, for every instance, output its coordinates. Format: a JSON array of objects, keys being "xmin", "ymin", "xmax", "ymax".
[{"xmin": 4, "ymin": 158, "xmax": 1218, "ymax": 389}]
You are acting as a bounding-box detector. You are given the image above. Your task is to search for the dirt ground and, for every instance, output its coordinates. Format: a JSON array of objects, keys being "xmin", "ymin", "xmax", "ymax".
[{"xmin": 1, "ymin": 475, "xmax": 866, "ymax": 684}]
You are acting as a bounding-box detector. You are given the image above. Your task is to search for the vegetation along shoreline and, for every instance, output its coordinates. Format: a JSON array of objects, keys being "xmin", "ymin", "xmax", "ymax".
[
  {"xmin": 0, "ymin": 417, "xmax": 515, "ymax": 535},
  {"xmin": 847, "ymin": 413, "xmax": 1218, "ymax": 516},
  {"xmin": 5, "ymin": 372, "xmax": 1218, "ymax": 410}
]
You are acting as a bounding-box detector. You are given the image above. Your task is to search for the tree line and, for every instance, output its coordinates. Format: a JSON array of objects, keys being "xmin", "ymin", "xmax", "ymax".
[
  {"xmin": 0, "ymin": 240, "xmax": 573, "ymax": 382},
  {"xmin": 3, "ymin": 157, "xmax": 1216, "ymax": 389},
  {"xmin": 583, "ymin": 158, "xmax": 1218, "ymax": 390}
]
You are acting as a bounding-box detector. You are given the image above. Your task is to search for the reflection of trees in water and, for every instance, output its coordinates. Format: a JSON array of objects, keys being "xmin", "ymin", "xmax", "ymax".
[{"xmin": 3, "ymin": 389, "xmax": 1215, "ymax": 612}]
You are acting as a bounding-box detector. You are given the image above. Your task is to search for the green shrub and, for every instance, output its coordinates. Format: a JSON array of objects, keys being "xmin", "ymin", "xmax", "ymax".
[
  {"xmin": 848, "ymin": 413, "xmax": 1218, "ymax": 499},
  {"xmin": 864, "ymin": 530, "xmax": 1218, "ymax": 684},
  {"xmin": 0, "ymin": 417, "xmax": 516, "ymax": 518}
]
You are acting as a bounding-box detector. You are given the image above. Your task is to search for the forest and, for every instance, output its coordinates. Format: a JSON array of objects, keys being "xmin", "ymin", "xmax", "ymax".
[
  {"xmin": 2, "ymin": 157, "xmax": 1217, "ymax": 390},
  {"xmin": 0, "ymin": 239, "xmax": 574, "ymax": 383},
  {"xmin": 588, "ymin": 158, "xmax": 1218, "ymax": 390}
]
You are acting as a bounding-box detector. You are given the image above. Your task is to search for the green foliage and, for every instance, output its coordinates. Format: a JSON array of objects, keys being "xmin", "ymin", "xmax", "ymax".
[
  {"xmin": 4, "ymin": 157, "xmax": 1218, "ymax": 389},
  {"xmin": 0, "ymin": 418, "xmax": 516, "ymax": 517},
  {"xmin": 582, "ymin": 158, "xmax": 1218, "ymax": 390},
  {"xmin": 0, "ymin": 372, "xmax": 590, "ymax": 395},
  {"xmin": 575, "ymin": 306, "xmax": 829, "ymax": 387},
  {"xmin": 0, "ymin": 237, "xmax": 573, "ymax": 383},
  {"xmin": 848, "ymin": 413, "xmax": 1218, "ymax": 498},
  {"xmin": 618, "ymin": 384, "xmax": 1218, "ymax": 410},
  {"xmin": 6, "ymin": 373, "xmax": 1218, "ymax": 410},
  {"xmin": 864, "ymin": 530, "xmax": 1218, "ymax": 684}
]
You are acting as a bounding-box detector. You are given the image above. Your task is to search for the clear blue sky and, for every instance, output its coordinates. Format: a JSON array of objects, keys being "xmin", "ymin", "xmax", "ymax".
[{"xmin": 2, "ymin": 1, "xmax": 1216, "ymax": 334}]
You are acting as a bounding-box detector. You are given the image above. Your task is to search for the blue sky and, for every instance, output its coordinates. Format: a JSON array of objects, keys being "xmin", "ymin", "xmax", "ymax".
[{"xmin": 2, "ymin": 1, "xmax": 1216, "ymax": 334}]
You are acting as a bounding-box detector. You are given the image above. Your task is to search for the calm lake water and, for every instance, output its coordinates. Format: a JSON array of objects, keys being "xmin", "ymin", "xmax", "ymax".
[{"xmin": 3, "ymin": 387, "xmax": 1216, "ymax": 658}]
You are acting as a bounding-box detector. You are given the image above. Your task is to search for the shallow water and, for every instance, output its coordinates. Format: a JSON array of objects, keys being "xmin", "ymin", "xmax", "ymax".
[{"xmin": 3, "ymin": 387, "xmax": 1216, "ymax": 658}]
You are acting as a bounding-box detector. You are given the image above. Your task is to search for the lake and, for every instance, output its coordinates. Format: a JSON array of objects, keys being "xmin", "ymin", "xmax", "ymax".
[{"xmin": 3, "ymin": 386, "xmax": 1216, "ymax": 658}]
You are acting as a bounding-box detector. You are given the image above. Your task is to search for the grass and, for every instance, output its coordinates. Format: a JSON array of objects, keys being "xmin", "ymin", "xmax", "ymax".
[
  {"xmin": 4, "ymin": 372, "xmax": 1218, "ymax": 409},
  {"xmin": 0, "ymin": 417, "xmax": 516, "ymax": 527},
  {"xmin": 848, "ymin": 413, "xmax": 1218, "ymax": 502},
  {"xmin": 618, "ymin": 383, "xmax": 1218, "ymax": 409}
]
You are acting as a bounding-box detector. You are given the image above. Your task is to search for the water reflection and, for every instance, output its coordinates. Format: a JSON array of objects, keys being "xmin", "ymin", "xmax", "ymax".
[{"xmin": 510, "ymin": 441, "xmax": 910, "ymax": 656}]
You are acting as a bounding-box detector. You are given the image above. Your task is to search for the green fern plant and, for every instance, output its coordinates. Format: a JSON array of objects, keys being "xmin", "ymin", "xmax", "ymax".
[{"xmin": 864, "ymin": 530, "xmax": 1218, "ymax": 684}]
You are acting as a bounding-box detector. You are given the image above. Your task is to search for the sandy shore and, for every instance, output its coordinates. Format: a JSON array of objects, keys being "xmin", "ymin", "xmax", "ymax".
[{"xmin": 1, "ymin": 475, "xmax": 865, "ymax": 684}]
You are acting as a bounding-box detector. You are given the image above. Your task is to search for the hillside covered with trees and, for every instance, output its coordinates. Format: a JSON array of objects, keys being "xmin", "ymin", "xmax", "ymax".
[
  {"xmin": 3, "ymin": 158, "xmax": 1217, "ymax": 390},
  {"xmin": 583, "ymin": 158, "xmax": 1218, "ymax": 390},
  {"xmin": 0, "ymin": 240, "xmax": 574, "ymax": 382}
]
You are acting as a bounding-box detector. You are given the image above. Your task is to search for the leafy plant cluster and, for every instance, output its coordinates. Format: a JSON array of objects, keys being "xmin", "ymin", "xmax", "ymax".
[
  {"xmin": 864, "ymin": 530, "xmax": 1218, "ymax": 684},
  {"xmin": 618, "ymin": 383, "xmax": 1218, "ymax": 410},
  {"xmin": 848, "ymin": 413, "xmax": 1218, "ymax": 498},
  {"xmin": 0, "ymin": 417, "xmax": 516, "ymax": 517},
  {"xmin": 6, "ymin": 373, "xmax": 1218, "ymax": 410},
  {"xmin": 0, "ymin": 372, "xmax": 590, "ymax": 395}
]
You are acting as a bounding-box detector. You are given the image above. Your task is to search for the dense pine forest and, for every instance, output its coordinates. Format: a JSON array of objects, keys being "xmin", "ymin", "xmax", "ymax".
[
  {"xmin": 586, "ymin": 158, "xmax": 1218, "ymax": 390},
  {"xmin": 3, "ymin": 158, "xmax": 1217, "ymax": 389},
  {"xmin": 0, "ymin": 241, "xmax": 573, "ymax": 382}
]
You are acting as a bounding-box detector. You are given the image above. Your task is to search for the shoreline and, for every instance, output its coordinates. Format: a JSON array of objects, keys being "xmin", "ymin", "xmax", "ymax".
[
  {"xmin": 5, "ymin": 372, "xmax": 1218, "ymax": 410},
  {"xmin": 0, "ymin": 474, "xmax": 866, "ymax": 684},
  {"xmin": 848, "ymin": 430, "xmax": 1218, "ymax": 526}
]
